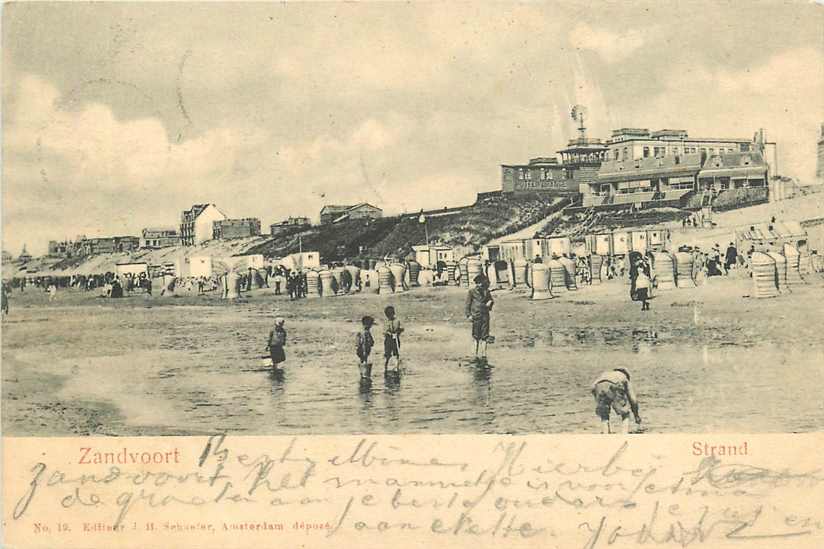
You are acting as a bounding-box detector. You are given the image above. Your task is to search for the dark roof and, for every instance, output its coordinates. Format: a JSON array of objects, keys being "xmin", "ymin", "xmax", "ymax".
[
  {"xmin": 348, "ymin": 203, "xmax": 382, "ymax": 211},
  {"xmin": 612, "ymin": 128, "xmax": 650, "ymax": 136},
  {"xmin": 320, "ymin": 205, "xmax": 351, "ymax": 214},
  {"xmin": 183, "ymin": 203, "xmax": 224, "ymax": 221},
  {"xmin": 698, "ymin": 152, "xmax": 767, "ymax": 178},
  {"xmin": 528, "ymin": 157, "xmax": 559, "ymax": 165},
  {"xmin": 598, "ymin": 153, "xmax": 703, "ymax": 183},
  {"xmin": 502, "ymin": 162, "xmax": 565, "ymax": 169},
  {"xmin": 322, "ymin": 203, "xmax": 382, "ymax": 214},
  {"xmin": 703, "ymin": 151, "xmax": 766, "ymax": 168},
  {"xmin": 188, "ymin": 204, "xmax": 209, "ymax": 215}
]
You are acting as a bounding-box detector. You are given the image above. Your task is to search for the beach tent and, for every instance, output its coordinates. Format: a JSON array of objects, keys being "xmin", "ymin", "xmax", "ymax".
[{"xmin": 736, "ymin": 221, "xmax": 807, "ymax": 253}]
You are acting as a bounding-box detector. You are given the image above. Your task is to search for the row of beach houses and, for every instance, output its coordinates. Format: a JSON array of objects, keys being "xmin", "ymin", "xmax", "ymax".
[{"xmin": 45, "ymin": 201, "xmax": 385, "ymax": 261}]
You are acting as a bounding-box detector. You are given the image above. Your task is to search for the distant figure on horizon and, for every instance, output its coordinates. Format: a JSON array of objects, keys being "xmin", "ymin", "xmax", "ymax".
[
  {"xmin": 1, "ymin": 282, "xmax": 10, "ymax": 316},
  {"xmin": 591, "ymin": 368, "xmax": 642, "ymax": 434}
]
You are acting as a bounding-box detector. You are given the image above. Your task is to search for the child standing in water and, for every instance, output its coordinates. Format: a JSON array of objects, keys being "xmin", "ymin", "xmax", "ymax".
[
  {"xmin": 383, "ymin": 306, "xmax": 404, "ymax": 373},
  {"xmin": 465, "ymin": 274, "xmax": 494, "ymax": 358},
  {"xmin": 356, "ymin": 315, "xmax": 375, "ymax": 381},
  {"xmin": 266, "ymin": 318, "xmax": 287, "ymax": 370}
]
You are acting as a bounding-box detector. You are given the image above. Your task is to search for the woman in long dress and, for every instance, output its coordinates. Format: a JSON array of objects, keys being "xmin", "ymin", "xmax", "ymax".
[{"xmin": 267, "ymin": 318, "xmax": 287, "ymax": 371}]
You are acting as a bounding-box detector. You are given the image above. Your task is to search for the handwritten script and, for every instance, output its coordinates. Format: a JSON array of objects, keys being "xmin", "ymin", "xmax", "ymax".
[{"xmin": 8, "ymin": 435, "xmax": 824, "ymax": 548}]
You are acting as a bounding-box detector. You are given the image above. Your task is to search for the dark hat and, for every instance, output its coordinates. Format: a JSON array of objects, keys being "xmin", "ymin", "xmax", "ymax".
[
  {"xmin": 473, "ymin": 274, "xmax": 486, "ymax": 284},
  {"xmin": 361, "ymin": 315, "xmax": 375, "ymax": 326}
]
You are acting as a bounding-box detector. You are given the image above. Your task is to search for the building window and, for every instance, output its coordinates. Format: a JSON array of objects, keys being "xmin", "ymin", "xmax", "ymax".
[
  {"xmin": 700, "ymin": 148, "xmax": 707, "ymax": 154},
  {"xmin": 643, "ymin": 146, "xmax": 650, "ymax": 158},
  {"xmin": 614, "ymin": 149, "xmax": 620, "ymax": 160},
  {"xmin": 709, "ymin": 148, "xmax": 715, "ymax": 154},
  {"xmin": 673, "ymin": 147, "xmax": 679, "ymax": 156},
  {"xmin": 518, "ymin": 170, "xmax": 525, "ymax": 180},
  {"xmin": 728, "ymin": 148, "xmax": 734, "ymax": 153},
  {"xmin": 622, "ymin": 147, "xmax": 628, "ymax": 161}
]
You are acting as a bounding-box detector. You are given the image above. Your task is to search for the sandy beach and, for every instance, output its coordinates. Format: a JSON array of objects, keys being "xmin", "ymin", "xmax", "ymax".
[{"xmin": 3, "ymin": 273, "xmax": 823, "ymax": 436}]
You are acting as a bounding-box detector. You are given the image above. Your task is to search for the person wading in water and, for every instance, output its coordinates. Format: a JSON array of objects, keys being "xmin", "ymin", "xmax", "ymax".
[
  {"xmin": 266, "ymin": 318, "xmax": 287, "ymax": 371},
  {"xmin": 465, "ymin": 274, "xmax": 494, "ymax": 358}
]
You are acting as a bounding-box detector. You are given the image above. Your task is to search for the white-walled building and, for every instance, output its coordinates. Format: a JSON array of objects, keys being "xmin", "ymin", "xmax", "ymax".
[
  {"xmin": 412, "ymin": 245, "xmax": 455, "ymax": 268},
  {"xmin": 175, "ymin": 255, "xmax": 213, "ymax": 278},
  {"xmin": 180, "ymin": 204, "xmax": 228, "ymax": 246}
]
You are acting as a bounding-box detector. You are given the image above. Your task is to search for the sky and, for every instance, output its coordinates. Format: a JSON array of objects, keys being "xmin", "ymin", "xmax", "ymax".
[{"xmin": 3, "ymin": 1, "xmax": 823, "ymax": 256}]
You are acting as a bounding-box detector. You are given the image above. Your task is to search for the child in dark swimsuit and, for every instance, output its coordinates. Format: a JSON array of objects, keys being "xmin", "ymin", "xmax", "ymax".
[{"xmin": 356, "ymin": 316, "xmax": 375, "ymax": 380}]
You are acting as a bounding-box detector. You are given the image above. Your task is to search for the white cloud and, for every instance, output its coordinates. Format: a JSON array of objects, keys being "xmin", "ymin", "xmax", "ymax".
[
  {"xmin": 7, "ymin": 75, "xmax": 266, "ymax": 190},
  {"xmin": 276, "ymin": 114, "xmax": 415, "ymax": 176},
  {"xmin": 639, "ymin": 47, "xmax": 824, "ymax": 183},
  {"xmin": 568, "ymin": 23, "xmax": 647, "ymax": 63},
  {"xmin": 2, "ymin": 75, "xmax": 270, "ymax": 253}
]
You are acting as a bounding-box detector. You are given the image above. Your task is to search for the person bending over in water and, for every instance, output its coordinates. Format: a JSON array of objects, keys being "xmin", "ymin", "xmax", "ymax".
[
  {"xmin": 591, "ymin": 368, "xmax": 642, "ymax": 434},
  {"xmin": 267, "ymin": 318, "xmax": 287, "ymax": 371},
  {"xmin": 356, "ymin": 315, "xmax": 376, "ymax": 381},
  {"xmin": 383, "ymin": 306, "xmax": 403, "ymax": 373}
]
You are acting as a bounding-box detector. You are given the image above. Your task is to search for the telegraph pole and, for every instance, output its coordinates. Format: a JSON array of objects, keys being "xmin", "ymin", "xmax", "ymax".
[{"xmin": 419, "ymin": 212, "xmax": 429, "ymax": 246}]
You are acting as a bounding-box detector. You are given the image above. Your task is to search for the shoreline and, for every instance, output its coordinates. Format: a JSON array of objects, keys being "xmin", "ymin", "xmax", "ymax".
[{"xmin": 4, "ymin": 274, "xmax": 824, "ymax": 436}]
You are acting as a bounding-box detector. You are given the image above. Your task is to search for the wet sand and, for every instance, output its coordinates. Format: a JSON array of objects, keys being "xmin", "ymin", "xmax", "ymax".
[{"xmin": 3, "ymin": 274, "xmax": 823, "ymax": 435}]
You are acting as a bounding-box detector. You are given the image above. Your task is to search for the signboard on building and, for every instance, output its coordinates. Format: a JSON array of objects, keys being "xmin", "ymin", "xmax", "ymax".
[{"xmin": 513, "ymin": 179, "xmax": 576, "ymax": 192}]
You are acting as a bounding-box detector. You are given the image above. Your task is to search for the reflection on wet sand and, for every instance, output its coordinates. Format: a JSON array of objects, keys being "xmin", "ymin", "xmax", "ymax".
[{"xmin": 3, "ymin": 278, "xmax": 824, "ymax": 435}]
